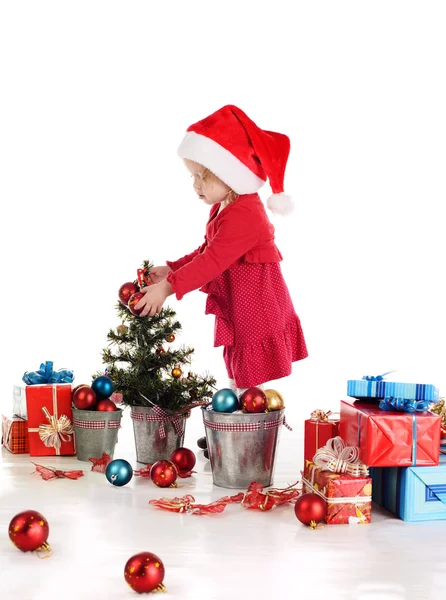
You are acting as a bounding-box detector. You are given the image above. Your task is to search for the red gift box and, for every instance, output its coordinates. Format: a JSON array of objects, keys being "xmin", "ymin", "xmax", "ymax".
[
  {"xmin": 2, "ymin": 415, "xmax": 29, "ymax": 454},
  {"xmin": 26, "ymin": 384, "xmax": 75, "ymax": 456},
  {"xmin": 340, "ymin": 398, "xmax": 440, "ymax": 467},
  {"xmin": 302, "ymin": 460, "xmax": 372, "ymax": 524},
  {"xmin": 304, "ymin": 410, "xmax": 340, "ymax": 463}
]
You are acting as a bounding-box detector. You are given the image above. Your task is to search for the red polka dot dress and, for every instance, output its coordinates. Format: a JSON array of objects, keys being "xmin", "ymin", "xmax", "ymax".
[{"xmin": 167, "ymin": 194, "xmax": 308, "ymax": 388}]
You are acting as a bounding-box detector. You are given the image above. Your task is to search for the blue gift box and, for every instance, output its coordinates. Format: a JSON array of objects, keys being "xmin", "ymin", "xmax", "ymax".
[
  {"xmin": 371, "ymin": 453, "xmax": 446, "ymax": 522},
  {"xmin": 347, "ymin": 379, "xmax": 439, "ymax": 402}
]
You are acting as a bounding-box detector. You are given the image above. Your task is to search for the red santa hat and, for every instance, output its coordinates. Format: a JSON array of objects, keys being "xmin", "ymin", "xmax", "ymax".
[{"xmin": 177, "ymin": 105, "xmax": 294, "ymax": 215}]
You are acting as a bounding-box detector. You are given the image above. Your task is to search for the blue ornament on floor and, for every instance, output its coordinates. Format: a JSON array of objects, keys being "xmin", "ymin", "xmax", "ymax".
[
  {"xmin": 212, "ymin": 388, "xmax": 239, "ymax": 413},
  {"xmin": 105, "ymin": 459, "xmax": 133, "ymax": 487},
  {"xmin": 92, "ymin": 375, "xmax": 114, "ymax": 399}
]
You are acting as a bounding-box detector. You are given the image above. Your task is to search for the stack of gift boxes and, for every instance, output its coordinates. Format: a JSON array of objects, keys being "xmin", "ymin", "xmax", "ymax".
[
  {"xmin": 303, "ymin": 375, "xmax": 444, "ymax": 523},
  {"xmin": 2, "ymin": 363, "xmax": 76, "ymax": 457}
]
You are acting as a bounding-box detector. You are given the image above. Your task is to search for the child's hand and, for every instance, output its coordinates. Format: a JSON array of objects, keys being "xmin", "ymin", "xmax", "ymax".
[
  {"xmin": 149, "ymin": 266, "xmax": 172, "ymax": 284},
  {"xmin": 135, "ymin": 280, "xmax": 171, "ymax": 317}
]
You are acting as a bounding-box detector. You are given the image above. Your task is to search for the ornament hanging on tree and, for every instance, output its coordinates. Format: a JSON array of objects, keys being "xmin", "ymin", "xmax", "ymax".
[
  {"xmin": 106, "ymin": 459, "xmax": 133, "ymax": 487},
  {"xmin": 150, "ymin": 460, "xmax": 178, "ymax": 487},
  {"xmin": 166, "ymin": 333, "xmax": 175, "ymax": 342},
  {"xmin": 240, "ymin": 387, "xmax": 268, "ymax": 413},
  {"xmin": 92, "ymin": 376, "xmax": 114, "ymax": 400},
  {"xmin": 170, "ymin": 447, "xmax": 196, "ymax": 477},
  {"xmin": 124, "ymin": 551, "xmax": 166, "ymax": 593},
  {"xmin": 128, "ymin": 292, "xmax": 145, "ymax": 316},
  {"xmin": 118, "ymin": 282, "xmax": 139, "ymax": 306},
  {"xmin": 96, "ymin": 399, "xmax": 117, "ymax": 412},
  {"xmin": 73, "ymin": 386, "xmax": 97, "ymax": 410},
  {"xmin": 264, "ymin": 389, "xmax": 285, "ymax": 411},
  {"xmin": 212, "ymin": 388, "xmax": 239, "ymax": 413},
  {"xmin": 171, "ymin": 367, "xmax": 182, "ymax": 378},
  {"xmin": 117, "ymin": 323, "xmax": 129, "ymax": 335},
  {"xmin": 294, "ymin": 493, "xmax": 326, "ymax": 529},
  {"xmin": 8, "ymin": 510, "xmax": 51, "ymax": 553},
  {"xmin": 155, "ymin": 346, "xmax": 166, "ymax": 355}
]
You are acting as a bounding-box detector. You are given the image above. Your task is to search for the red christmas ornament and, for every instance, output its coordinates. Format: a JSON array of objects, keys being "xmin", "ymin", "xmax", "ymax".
[
  {"xmin": 119, "ymin": 282, "xmax": 139, "ymax": 306},
  {"xmin": 73, "ymin": 386, "xmax": 97, "ymax": 410},
  {"xmin": 72, "ymin": 383, "xmax": 88, "ymax": 396},
  {"xmin": 124, "ymin": 551, "xmax": 166, "ymax": 593},
  {"xmin": 170, "ymin": 447, "xmax": 196, "ymax": 476},
  {"xmin": 128, "ymin": 292, "xmax": 145, "ymax": 316},
  {"xmin": 156, "ymin": 346, "xmax": 166, "ymax": 355},
  {"xmin": 166, "ymin": 333, "xmax": 175, "ymax": 342},
  {"xmin": 96, "ymin": 399, "xmax": 117, "ymax": 412},
  {"xmin": 240, "ymin": 387, "xmax": 268, "ymax": 413},
  {"xmin": 150, "ymin": 460, "xmax": 178, "ymax": 488},
  {"xmin": 8, "ymin": 510, "xmax": 50, "ymax": 552},
  {"xmin": 294, "ymin": 493, "xmax": 326, "ymax": 528}
]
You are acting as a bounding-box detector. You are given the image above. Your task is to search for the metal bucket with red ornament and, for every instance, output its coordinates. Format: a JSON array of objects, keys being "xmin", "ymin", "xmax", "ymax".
[
  {"xmin": 130, "ymin": 405, "xmax": 187, "ymax": 464},
  {"xmin": 201, "ymin": 406, "xmax": 287, "ymax": 489},
  {"xmin": 72, "ymin": 408, "xmax": 123, "ymax": 462}
]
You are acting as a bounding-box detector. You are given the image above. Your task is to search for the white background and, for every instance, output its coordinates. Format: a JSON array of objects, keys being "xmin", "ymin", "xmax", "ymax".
[{"xmin": 1, "ymin": 3, "xmax": 446, "ymax": 600}]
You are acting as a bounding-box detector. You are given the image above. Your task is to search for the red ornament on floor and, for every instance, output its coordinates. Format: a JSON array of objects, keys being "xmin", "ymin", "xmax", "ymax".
[
  {"xmin": 294, "ymin": 493, "xmax": 326, "ymax": 528},
  {"xmin": 150, "ymin": 460, "xmax": 178, "ymax": 488},
  {"xmin": 73, "ymin": 386, "xmax": 97, "ymax": 410},
  {"xmin": 118, "ymin": 282, "xmax": 139, "ymax": 306},
  {"xmin": 124, "ymin": 551, "xmax": 166, "ymax": 593},
  {"xmin": 170, "ymin": 447, "xmax": 196, "ymax": 476},
  {"xmin": 8, "ymin": 510, "xmax": 50, "ymax": 552},
  {"xmin": 128, "ymin": 292, "xmax": 145, "ymax": 316},
  {"xmin": 240, "ymin": 387, "xmax": 268, "ymax": 413},
  {"xmin": 96, "ymin": 399, "xmax": 117, "ymax": 411}
]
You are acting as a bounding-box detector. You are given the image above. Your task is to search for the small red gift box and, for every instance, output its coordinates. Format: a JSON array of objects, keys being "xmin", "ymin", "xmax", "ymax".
[
  {"xmin": 26, "ymin": 384, "xmax": 75, "ymax": 456},
  {"xmin": 304, "ymin": 410, "xmax": 340, "ymax": 463},
  {"xmin": 2, "ymin": 415, "xmax": 29, "ymax": 454},
  {"xmin": 302, "ymin": 460, "xmax": 372, "ymax": 524},
  {"xmin": 340, "ymin": 398, "xmax": 440, "ymax": 467}
]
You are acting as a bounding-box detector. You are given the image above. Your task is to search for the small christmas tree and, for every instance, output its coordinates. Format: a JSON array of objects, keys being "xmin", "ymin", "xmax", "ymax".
[{"xmin": 100, "ymin": 260, "xmax": 216, "ymax": 413}]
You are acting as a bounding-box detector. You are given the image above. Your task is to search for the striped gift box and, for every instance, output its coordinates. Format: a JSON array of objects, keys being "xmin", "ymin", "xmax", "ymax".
[
  {"xmin": 2, "ymin": 415, "xmax": 29, "ymax": 454},
  {"xmin": 347, "ymin": 379, "xmax": 439, "ymax": 402}
]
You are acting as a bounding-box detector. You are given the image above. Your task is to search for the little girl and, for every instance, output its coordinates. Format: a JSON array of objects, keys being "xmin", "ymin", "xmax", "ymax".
[{"xmin": 135, "ymin": 105, "xmax": 308, "ymax": 395}]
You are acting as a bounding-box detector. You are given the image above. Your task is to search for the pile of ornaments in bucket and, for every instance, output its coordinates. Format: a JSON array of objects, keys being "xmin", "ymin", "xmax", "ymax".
[
  {"xmin": 197, "ymin": 386, "xmax": 285, "ymax": 456},
  {"xmin": 72, "ymin": 375, "xmax": 118, "ymax": 412}
]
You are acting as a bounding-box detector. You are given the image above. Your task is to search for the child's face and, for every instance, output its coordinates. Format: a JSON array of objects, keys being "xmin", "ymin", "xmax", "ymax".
[{"xmin": 184, "ymin": 159, "xmax": 231, "ymax": 205}]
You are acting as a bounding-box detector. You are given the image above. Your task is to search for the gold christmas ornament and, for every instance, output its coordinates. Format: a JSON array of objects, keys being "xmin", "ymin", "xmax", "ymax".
[
  {"xmin": 166, "ymin": 334, "xmax": 175, "ymax": 342},
  {"xmin": 264, "ymin": 389, "xmax": 285, "ymax": 411},
  {"xmin": 117, "ymin": 323, "xmax": 128, "ymax": 335},
  {"xmin": 172, "ymin": 367, "xmax": 182, "ymax": 379}
]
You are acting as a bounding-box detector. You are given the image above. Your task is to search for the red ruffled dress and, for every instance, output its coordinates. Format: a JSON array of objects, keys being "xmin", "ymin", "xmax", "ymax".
[{"xmin": 166, "ymin": 193, "xmax": 308, "ymax": 388}]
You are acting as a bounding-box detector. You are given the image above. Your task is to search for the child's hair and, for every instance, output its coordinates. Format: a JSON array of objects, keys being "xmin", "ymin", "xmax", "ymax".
[{"xmin": 201, "ymin": 167, "xmax": 239, "ymax": 204}]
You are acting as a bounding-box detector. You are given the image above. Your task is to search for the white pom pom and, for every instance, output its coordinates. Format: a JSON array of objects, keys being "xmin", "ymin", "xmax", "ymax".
[{"xmin": 267, "ymin": 193, "xmax": 294, "ymax": 216}]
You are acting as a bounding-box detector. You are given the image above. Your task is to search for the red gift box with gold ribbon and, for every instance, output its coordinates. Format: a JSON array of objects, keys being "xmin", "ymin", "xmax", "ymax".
[
  {"xmin": 2, "ymin": 415, "xmax": 29, "ymax": 454},
  {"xmin": 26, "ymin": 384, "xmax": 75, "ymax": 456},
  {"xmin": 304, "ymin": 409, "xmax": 340, "ymax": 463},
  {"xmin": 302, "ymin": 437, "xmax": 372, "ymax": 524}
]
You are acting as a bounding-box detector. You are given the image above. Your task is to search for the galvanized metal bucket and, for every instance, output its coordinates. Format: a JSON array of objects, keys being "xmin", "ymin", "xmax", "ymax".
[
  {"xmin": 131, "ymin": 405, "xmax": 187, "ymax": 464},
  {"xmin": 202, "ymin": 407, "xmax": 286, "ymax": 489},
  {"xmin": 72, "ymin": 408, "xmax": 123, "ymax": 462}
]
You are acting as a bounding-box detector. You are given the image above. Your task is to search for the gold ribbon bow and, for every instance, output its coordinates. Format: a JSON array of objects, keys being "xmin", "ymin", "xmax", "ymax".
[
  {"xmin": 310, "ymin": 409, "xmax": 333, "ymax": 422},
  {"xmin": 38, "ymin": 407, "xmax": 73, "ymax": 451},
  {"xmin": 313, "ymin": 436, "xmax": 369, "ymax": 477}
]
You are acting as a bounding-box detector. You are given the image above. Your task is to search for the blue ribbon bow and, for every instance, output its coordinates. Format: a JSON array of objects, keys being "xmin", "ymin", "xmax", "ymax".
[
  {"xmin": 379, "ymin": 396, "xmax": 430, "ymax": 413},
  {"xmin": 362, "ymin": 371, "xmax": 395, "ymax": 382},
  {"xmin": 22, "ymin": 361, "xmax": 74, "ymax": 385}
]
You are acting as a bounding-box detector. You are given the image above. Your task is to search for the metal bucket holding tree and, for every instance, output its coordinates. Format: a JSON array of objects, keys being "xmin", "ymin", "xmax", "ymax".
[{"xmin": 100, "ymin": 261, "xmax": 216, "ymax": 464}]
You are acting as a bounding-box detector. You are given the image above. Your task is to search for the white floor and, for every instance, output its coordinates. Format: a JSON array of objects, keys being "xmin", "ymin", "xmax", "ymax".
[{"xmin": 1, "ymin": 410, "xmax": 445, "ymax": 600}]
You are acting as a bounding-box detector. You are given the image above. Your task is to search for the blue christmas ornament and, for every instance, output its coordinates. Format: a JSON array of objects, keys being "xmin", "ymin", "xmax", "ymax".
[
  {"xmin": 92, "ymin": 375, "xmax": 114, "ymax": 400},
  {"xmin": 212, "ymin": 388, "xmax": 239, "ymax": 413},
  {"xmin": 105, "ymin": 459, "xmax": 133, "ymax": 487}
]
